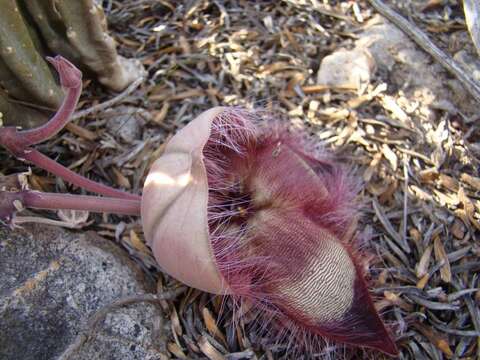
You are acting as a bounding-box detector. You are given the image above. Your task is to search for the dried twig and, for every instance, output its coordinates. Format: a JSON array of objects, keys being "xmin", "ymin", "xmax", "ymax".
[{"xmin": 72, "ymin": 76, "xmax": 144, "ymax": 120}]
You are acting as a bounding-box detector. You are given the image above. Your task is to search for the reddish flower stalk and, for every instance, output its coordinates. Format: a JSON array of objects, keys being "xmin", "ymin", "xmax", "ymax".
[
  {"xmin": 19, "ymin": 150, "xmax": 140, "ymax": 201},
  {"xmin": 0, "ymin": 191, "xmax": 140, "ymax": 224},
  {"xmin": 15, "ymin": 56, "xmax": 83, "ymax": 147},
  {"xmin": 0, "ymin": 56, "xmax": 140, "ymax": 202}
]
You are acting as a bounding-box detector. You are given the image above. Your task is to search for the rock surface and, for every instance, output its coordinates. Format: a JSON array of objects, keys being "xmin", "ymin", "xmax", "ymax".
[
  {"xmin": 454, "ymin": 49, "xmax": 480, "ymax": 83},
  {"xmin": 316, "ymin": 48, "xmax": 375, "ymax": 93},
  {"xmin": 0, "ymin": 224, "xmax": 166, "ymax": 360},
  {"xmin": 355, "ymin": 16, "xmax": 476, "ymax": 114},
  {"xmin": 105, "ymin": 106, "xmax": 149, "ymax": 143}
]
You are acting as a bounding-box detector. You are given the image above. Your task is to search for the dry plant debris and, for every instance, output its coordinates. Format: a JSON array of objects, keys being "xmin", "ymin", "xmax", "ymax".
[{"xmin": 1, "ymin": 0, "xmax": 480, "ymax": 359}]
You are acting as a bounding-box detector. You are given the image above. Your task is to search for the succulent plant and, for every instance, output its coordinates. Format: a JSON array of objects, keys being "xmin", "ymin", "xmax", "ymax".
[
  {"xmin": 0, "ymin": 0, "xmax": 143, "ymax": 127},
  {"xmin": 0, "ymin": 57, "xmax": 398, "ymax": 357}
]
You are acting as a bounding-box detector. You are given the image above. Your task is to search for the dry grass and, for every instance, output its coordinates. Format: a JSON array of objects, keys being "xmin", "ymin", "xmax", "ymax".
[{"xmin": 2, "ymin": 0, "xmax": 479, "ymax": 359}]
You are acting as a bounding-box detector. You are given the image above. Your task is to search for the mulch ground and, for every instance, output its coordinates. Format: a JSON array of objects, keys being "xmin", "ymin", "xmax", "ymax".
[{"xmin": 2, "ymin": 1, "xmax": 479, "ymax": 359}]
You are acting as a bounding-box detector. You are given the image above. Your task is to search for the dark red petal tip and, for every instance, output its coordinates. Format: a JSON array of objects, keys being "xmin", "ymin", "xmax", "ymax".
[{"xmin": 309, "ymin": 275, "xmax": 399, "ymax": 356}]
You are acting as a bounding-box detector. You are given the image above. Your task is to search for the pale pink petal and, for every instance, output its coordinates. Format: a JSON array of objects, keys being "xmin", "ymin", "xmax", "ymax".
[{"xmin": 142, "ymin": 107, "xmax": 229, "ymax": 294}]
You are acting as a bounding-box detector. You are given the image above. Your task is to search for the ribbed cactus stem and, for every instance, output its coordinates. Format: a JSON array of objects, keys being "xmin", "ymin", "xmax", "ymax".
[
  {"xmin": 21, "ymin": 0, "xmax": 82, "ymax": 65},
  {"xmin": 0, "ymin": 1, "xmax": 144, "ymax": 128},
  {"xmin": 0, "ymin": 89, "xmax": 47, "ymax": 127},
  {"xmin": 0, "ymin": 0, "xmax": 63, "ymax": 108},
  {"xmin": 36, "ymin": 0, "xmax": 145, "ymax": 92}
]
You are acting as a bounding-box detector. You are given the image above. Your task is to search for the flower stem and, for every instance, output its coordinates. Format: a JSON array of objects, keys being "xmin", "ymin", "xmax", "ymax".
[
  {"xmin": 0, "ymin": 56, "xmax": 82, "ymax": 154},
  {"xmin": 2, "ymin": 190, "xmax": 141, "ymax": 217},
  {"xmin": 24, "ymin": 149, "xmax": 141, "ymax": 201},
  {"xmin": 18, "ymin": 56, "xmax": 83, "ymax": 146}
]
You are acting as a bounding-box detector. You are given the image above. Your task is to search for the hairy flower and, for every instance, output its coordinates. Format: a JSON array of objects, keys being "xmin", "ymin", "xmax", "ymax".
[
  {"xmin": 142, "ymin": 107, "xmax": 398, "ymax": 356},
  {"xmin": 1, "ymin": 56, "xmax": 397, "ymax": 356}
]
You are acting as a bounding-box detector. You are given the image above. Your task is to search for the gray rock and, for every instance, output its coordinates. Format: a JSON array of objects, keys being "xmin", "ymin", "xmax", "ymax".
[
  {"xmin": 454, "ymin": 50, "xmax": 480, "ymax": 83},
  {"xmin": 316, "ymin": 48, "xmax": 375, "ymax": 93},
  {"xmin": 105, "ymin": 106, "xmax": 149, "ymax": 143},
  {"xmin": 0, "ymin": 224, "xmax": 167, "ymax": 360},
  {"xmin": 356, "ymin": 17, "xmax": 424, "ymax": 73},
  {"xmin": 356, "ymin": 16, "xmax": 475, "ymax": 114}
]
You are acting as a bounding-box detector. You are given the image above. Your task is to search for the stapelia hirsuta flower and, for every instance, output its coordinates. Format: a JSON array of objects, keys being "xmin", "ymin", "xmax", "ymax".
[{"xmin": 142, "ymin": 107, "xmax": 398, "ymax": 356}]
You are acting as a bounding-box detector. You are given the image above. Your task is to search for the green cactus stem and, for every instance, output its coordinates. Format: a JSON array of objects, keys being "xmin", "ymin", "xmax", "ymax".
[
  {"xmin": 0, "ymin": 0, "xmax": 144, "ymax": 128},
  {"xmin": 0, "ymin": 90, "xmax": 47, "ymax": 127},
  {"xmin": 23, "ymin": 0, "xmax": 144, "ymax": 92},
  {"xmin": 0, "ymin": 0, "xmax": 63, "ymax": 108},
  {"xmin": 20, "ymin": 1, "xmax": 82, "ymax": 65}
]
